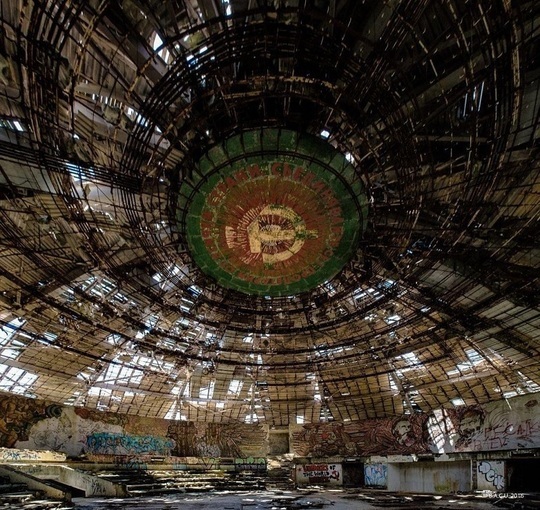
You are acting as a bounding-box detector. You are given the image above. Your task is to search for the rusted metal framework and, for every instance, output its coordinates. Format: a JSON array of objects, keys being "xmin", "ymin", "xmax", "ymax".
[{"xmin": 0, "ymin": 0, "xmax": 538, "ymax": 425}]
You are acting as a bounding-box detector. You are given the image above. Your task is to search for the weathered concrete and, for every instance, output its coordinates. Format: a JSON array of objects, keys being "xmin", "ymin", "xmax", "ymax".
[
  {"xmin": 0, "ymin": 465, "xmax": 70, "ymax": 500},
  {"xmin": 387, "ymin": 460, "xmax": 471, "ymax": 493},
  {"xmin": 0, "ymin": 447, "xmax": 66, "ymax": 463},
  {"xmin": 15, "ymin": 464, "xmax": 127, "ymax": 497}
]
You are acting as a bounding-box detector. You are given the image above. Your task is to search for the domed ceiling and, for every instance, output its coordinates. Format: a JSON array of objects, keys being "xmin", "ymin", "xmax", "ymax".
[
  {"xmin": 0, "ymin": 0, "xmax": 538, "ymax": 424},
  {"xmin": 181, "ymin": 129, "xmax": 367, "ymax": 295}
]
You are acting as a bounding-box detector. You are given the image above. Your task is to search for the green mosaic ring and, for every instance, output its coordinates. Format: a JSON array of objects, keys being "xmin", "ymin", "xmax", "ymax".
[{"xmin": 179, "ymin": 129, "xmax": 368, "ymax": 296}]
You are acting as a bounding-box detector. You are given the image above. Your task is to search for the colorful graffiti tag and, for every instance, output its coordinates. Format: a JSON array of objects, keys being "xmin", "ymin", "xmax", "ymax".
[
  {"xmin": 85, "ymin": 432, "xmax": 175, "ymax": 456},
  {"xmin": 477, "ymin": 461, "xmax": 505, "ymax": 491},
  {"xmin": 234, "ymin": 457, "xmax": 266, "ymax": 472},
  {"xmin": 0, "ymin": 391, "xmax": 538, "ymax": 462},
  {"xmin": 364, "ymin": 463, "xmax": 388, "ymax": 487}
]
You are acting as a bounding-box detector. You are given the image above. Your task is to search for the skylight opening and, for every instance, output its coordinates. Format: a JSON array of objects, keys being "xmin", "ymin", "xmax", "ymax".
[
  {"xmin": 95, "ymin": 358, "xmax": 144, "ymax": 386},
  {"xmin": 0, "ymin": 364, "xmax": 38, "ymax": 395},
  {"xmin": 517, "ymin": 371, "xmax": 540, "ymax": 392},
  {"xmin": 465, "ymin": 348, "xmax": 484, "ymax": 365},
  {"xmin": 249, "ymin": 353, "xmax": 264, "ymax": 365},
  {"xmin": 389, "ymin": 374, "xmax": 399, "ymax": 393},
  {"xmin": 400, "ymin": 351, "xmax": 419, "ymax": 366},
  {"xmin": 385, "ymin": 313, "xmax": 401, "ymax": 325},
  {"xmin": 64, "ymin": 391, "xmax": 82, "ymax": 406},
  {"xmin": 451, "ymin": 397, "xmax": 465, "ymax": 406},
  {"xmin": 152, "ymin": 32, "xmax": 163, "ymax": 51},
  {"xmin": 188, "ymin": 284, "xmax": 202, "ymax": 296},
  {"xmin": 1, "ymin": 344, "xmax": 24, "ymax": 360},
  {"xmin": 151, "ymin": 32, "xmax": 171, "ymax": 62},
  {"xmin": 320, "ymin": 129, "xmax": 330, "ymax": 138},
  {"xmin": 244, "ymin": 412, "xmax": 259, "ymax": 423},
  {"xmin": 88, "ymin": 386, "xmax": 111, "ymax": 397},
  {"xmin": 503, "ymin": 390, "xmax": 522, "ymax": 399},
  {"xmin": 0, "ymin": 118, "xmax": 26, "ymax": 132},
  {"xmin": 0, "ymin": 318, "xmax": 26, "ymax": 345},
  {"xmin": 199, "ymin": 380, "xmax": 215, "ymax": 400},
  {"xmin": 227, "ymin": 379, "xmax": 243, "ymax": 396}
]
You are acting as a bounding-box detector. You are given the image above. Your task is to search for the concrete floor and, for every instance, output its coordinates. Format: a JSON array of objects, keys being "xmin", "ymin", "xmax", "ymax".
[{"xmin": 71, "ymin": 489, "xmax": 504, "ymax": 510}]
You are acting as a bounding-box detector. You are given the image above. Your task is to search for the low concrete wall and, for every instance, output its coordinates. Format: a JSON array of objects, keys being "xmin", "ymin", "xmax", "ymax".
[
  {"xmin": 387, "ymin": 460, "xmax": 471, "ymax": 493},
  {"xmin": 295, "ymin": 463, "xmax": 342, "ymax": 486},
  {"xmin": 16, "ymin": 464, "xmax": 127, "ymax": 497},
  {"xmin": 0, "ymin": 447, "xmax": 66, "ymax": 463},
  {"xmin": 0, "ymin": 465, "xmax": 69, "ymax": 500}
]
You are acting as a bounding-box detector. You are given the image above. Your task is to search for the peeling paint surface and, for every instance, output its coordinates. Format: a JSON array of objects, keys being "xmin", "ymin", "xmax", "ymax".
[{"xmin": 182, "ymin": 129, "xmax": 367, "ymax": 296}]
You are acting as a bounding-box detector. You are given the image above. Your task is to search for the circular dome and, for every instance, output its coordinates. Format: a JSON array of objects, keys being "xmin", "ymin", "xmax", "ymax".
[{"xmin": 180, "ymin": 129, "xmax": 368, "ymax": 296}]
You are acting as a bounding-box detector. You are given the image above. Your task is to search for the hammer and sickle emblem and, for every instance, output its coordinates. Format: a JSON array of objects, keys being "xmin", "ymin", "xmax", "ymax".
[{"xmin": 246, "ymin": 205, "xmax": 318, "ymax": 263}]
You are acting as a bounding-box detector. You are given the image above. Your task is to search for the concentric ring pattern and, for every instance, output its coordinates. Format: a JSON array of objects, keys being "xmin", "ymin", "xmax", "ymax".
[
  {"xmin": 0, "ymin": 1, "xmax": 537, "ymax": 424},
  {"xmin": 181, "ymin": 130, "xmax": 367, "ymax": 296}
]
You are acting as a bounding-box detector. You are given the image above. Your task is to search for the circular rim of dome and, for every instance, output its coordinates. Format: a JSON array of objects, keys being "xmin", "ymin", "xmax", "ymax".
[{"xmin": 179, "ymin": 129, "xmax": 368, "ymax": 296}]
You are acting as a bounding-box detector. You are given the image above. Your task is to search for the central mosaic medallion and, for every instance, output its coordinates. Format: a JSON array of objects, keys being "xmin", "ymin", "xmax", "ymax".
[{"xmin": 180, "ymin": 130, "xmax": 367, "ymax": 296}]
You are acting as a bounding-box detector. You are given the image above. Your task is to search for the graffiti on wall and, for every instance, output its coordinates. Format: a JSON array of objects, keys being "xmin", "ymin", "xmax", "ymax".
[
  {"xmin": 0, "ymin": 447, "xmax": 66, "ymax": 462},
  {"xmin": 296, "ymin": 463, "xmax": 342, "ymax": 485},
  {"xmin": 477, "ymin": 461, "xmax": 505, "ymax": 491},
  {"xmin": 364, "ymin": 463, "xmax": 388, "ymax": 487},
  {"xmin": 291, "ymin": 415, "xmax": 431, "ymax": 457},
  {"xmin": 234, "ymin": 457, "xmax": 266, "ymax": 472},
  {"xmin": 0, "ymin": 391, "xmax": 538, "ymax": 461},
  {"xmin": 85, "ymin": 432, "xmax": 175, "ymax": 456},
  {"xmin": 15, "ymin": 406, "xmax": 125, "ymax": 457},
  {"xmin": 429, "ymin": 396, "xmax": 540, "ymax": 453}
]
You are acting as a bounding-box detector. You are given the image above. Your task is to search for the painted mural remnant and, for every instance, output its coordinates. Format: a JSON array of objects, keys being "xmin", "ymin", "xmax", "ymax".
[
  {"xmin": 477, "ymin": 461, "xmax": 505, "ymax": 491},
  {"xmin": 184, "ymin": 129, "xmax": 367, "ymax": 297},
  {"xmin": 85, "ymin": 432, "xmax": 175, "ymax": 456},
  {"xmin": 75, "ymin": 407, "xmax": 127, "ymax": 427},
  {"xmin": 291, "ymin": 422, "xmax": 358, "ymax": 457},
  {"xmin": 167, "ymin": 421, "xmax": 267, "ymax": 458},
  {"xmin": 291, "ymin": 414, "xmax": 431, "ymax": 457},
  {"xmin": 364, "ymin": 463, "xmax": 388, "ymax": 487},
  {"xmin": 439, "ymin": 395, "xmax": 540, "ymax": 453},
  {"xmin": 296, "ymin": 463, "xmax": 342, "ymax": 486},
  {"xmin": 0, "ymin": 394, "xmax": 62, "ymax": 447},
  {"xmin": 0, "ymin": 391, "xmax": 539, "ymax": 463}
]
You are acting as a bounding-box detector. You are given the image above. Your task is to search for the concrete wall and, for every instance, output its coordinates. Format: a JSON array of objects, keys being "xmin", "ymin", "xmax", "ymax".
[
  {"xmin": 0, "ymin": 391, "xmax": 539, "ymax": 464},
  {"xmin": 0, "ymin": 447, "xmax": 66, "ymax": 463},
  {"xmin": 387, "ymin": 461, "xmax": 471, "ymax": 493},
  {"xmin": 0, "ymin": 465, "xmax": 69, "ymax": 500},
  {"xmin": 476, "ymin": 460, "xmax": 505, "ymax": 491},
  {"xmin": 16, "ymin": 464, "xmax": 126, "ymax": 497},
  {"xmin": 295, "ymin": 463, "xmax": 342, "ymax": 486}
]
